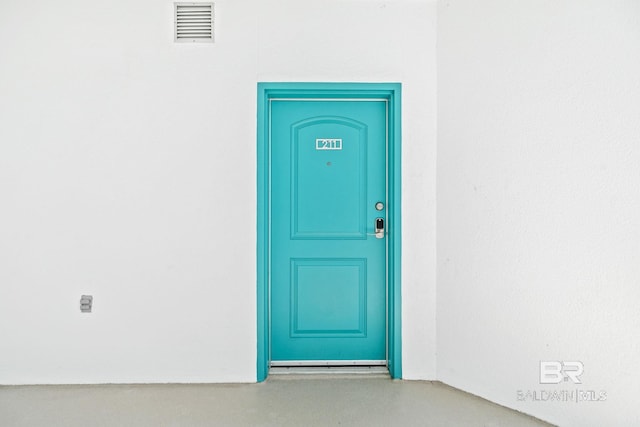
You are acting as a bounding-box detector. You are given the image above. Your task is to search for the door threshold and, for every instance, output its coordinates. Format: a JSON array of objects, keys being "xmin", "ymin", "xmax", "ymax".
[
  {"xmin": 270, "ymin": 360, "xmax": 387, "ymax": 367},
  {"xmin": 269, "ymin": 365, "xmax": 390, "ymax": 377}
]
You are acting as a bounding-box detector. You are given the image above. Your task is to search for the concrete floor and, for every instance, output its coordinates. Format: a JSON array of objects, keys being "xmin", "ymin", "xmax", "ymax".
[{"xmin": 0, "ymin": 375, "xmax": 554, "ymax": 427}]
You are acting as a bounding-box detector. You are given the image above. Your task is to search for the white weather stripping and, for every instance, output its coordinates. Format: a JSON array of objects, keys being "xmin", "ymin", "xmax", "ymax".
[{"xmin": 175, "ymin": 3, "xmax": 214, "ymax": 43}]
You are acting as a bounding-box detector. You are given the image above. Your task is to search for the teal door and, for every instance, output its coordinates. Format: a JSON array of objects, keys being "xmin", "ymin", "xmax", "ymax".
[{"xmin": 270, "ymin": 99, "xmax": 387, "ymax": 364}]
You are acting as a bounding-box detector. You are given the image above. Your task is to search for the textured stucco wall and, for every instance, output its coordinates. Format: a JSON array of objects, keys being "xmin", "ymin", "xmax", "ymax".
[
  {"xmin": 437, "ymin": 1, "xmax": 640, "ymax": 425},
  {"xmin": 0, "ymin": 0, "xmax": 437, "ymax": 384}
]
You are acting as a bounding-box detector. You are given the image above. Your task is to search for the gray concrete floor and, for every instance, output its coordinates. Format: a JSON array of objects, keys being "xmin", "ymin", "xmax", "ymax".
[{"xmin": 0, "ymin": 375, "xmax": 554, "ymax": 427}]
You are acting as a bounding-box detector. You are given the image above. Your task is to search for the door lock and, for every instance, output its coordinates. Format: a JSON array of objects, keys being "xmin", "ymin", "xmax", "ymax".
[{"xmin": 375, "ymin": 218, "xmax": 385, "ymax": 239}]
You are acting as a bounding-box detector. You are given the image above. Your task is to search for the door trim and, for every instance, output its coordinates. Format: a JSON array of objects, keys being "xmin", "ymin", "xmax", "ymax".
[{"xmin": 257, "ymin": 82, "xmax": 401, "ymax": 381}]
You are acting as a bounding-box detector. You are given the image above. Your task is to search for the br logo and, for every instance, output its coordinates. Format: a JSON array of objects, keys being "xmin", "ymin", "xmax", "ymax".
[{"xmin": 540, "ymin": 361, "xmax": 584, "ymax": 384}]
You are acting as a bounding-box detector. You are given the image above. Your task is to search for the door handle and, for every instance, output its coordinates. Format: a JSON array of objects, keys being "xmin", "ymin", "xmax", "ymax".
[{"xmin": 367, "ymin": 218, "xmax": 384, "ymax": 239}]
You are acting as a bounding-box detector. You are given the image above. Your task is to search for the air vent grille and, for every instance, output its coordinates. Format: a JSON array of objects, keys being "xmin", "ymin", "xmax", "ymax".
[{"xmin": 175, "ymin": 3, "xmax": 214, "ymax": 43}]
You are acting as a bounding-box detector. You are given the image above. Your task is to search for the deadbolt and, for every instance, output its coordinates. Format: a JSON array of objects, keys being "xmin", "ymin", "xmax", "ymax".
[{"xmin": 375, "ymin": 202, "xmax": 384, "ymax": 211}]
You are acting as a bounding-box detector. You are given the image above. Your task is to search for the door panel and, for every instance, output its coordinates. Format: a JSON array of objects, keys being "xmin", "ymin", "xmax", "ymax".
[
  {"xmin": 291, "ymin": 117, "xmax": 367, "ymax": 239},
  {"xmin": 290, "ymin": 258, "xmax": 366, "ymax": 337},
  {"xmin": 270, "ymin": 99, "xmax": 387, "ymax": 362}
]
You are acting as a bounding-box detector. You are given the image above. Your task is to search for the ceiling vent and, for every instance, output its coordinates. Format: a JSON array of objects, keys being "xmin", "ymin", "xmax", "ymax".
[{"xmin": 175, "ymin": 2, "xmax": 214, "ymax": 43}]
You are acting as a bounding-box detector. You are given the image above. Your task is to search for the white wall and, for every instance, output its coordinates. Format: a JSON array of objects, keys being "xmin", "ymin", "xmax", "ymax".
[
  {"xmin": 0, "ymin": 0, "xmax": 437, "ymax": 384},
  {"xmin": 437, "ymin": 1, "xmax": 640, "ymax": 426}
]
